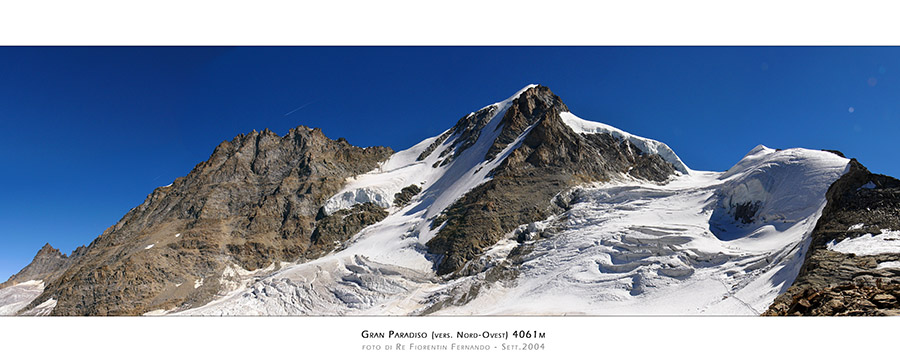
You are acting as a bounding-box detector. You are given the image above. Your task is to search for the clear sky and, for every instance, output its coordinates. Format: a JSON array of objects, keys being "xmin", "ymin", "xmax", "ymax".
[{"xmin": 1, "ymin": 46, "xmax": 898, "ymax": 280}]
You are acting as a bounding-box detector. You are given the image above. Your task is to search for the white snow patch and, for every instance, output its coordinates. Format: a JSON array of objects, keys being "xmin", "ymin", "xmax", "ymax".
[
  {"xmin": 194, "ymin": 278, "xmax": 204, "ymax": 289},
  {"xmin": 849, "ymin": 223, "xmax": 865, "ymax": 231},
  {"xmin": 324, "ymin": 187, "xmax": 395, "ymax": 212},
  {"xmin": 143, "ymin": 308, "xmax": 177, "ymax": 316},
  {"xmin": 877, "ymin": 261, "xmax": 900, "ymax": 270},
  {"xmin": 145, "ymin": 244, "xmax": 155, "ymax": 250},
  {"xmin": 0, "ymin": 280, "xmax": 45, "ymax": 316},
  {"xmin": 859, "ymin": 181, "xmax": 877, "ymax": 190},
  {"xmin": 175, "ymin": 233, "xmax": 181, "ymax": 238},
  {"xmin": 827, "ymin": 230, "xmax": 900, "ymax": 256},
  {"xmin": 21, "ymin": 298, "xmax": 57, "ymax": 316}
]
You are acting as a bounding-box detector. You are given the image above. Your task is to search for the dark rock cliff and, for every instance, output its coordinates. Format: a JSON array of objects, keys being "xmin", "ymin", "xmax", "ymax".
[{"xmin": 309, "ymin": 202, "xmax": 389, "ymax": 255}]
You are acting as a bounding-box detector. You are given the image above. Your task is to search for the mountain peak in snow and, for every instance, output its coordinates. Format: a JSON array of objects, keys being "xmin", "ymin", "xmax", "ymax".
[{"xmin": 324, "ymin": 84, "xmax": 689, "ymax": 214}]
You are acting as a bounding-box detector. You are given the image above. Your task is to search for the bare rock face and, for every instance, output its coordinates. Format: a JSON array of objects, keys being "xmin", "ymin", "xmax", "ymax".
[
  {"xmin": 21, "ymin": 126, "xmax": 392, "ymax": 315},
  {"xmin": 426, "ymin": 86, "xmax": 677, "ymax": 275},
  {"xmin": 0, "ymin": 244, "xmax": 85, "ymax": 290},
  {"xmin": 765, "ymin": 159, "xmax": 900, "ymax": 315},
  {"xmin": 392, "ymin": 184, "xmax": 422, "ymax": 207},
  {"xmin": 309, "ymin": 202, "xmax": 389, "ymax": 256}
]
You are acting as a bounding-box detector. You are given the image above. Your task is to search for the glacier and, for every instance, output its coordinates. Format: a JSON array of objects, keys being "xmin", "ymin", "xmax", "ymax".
[{"xmin": 0, "ymin": 280, "xmax": 46, "ymax": 316}]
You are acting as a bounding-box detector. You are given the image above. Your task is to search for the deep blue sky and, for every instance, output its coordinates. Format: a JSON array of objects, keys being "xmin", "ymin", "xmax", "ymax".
[{"xmin": 1, "ymin": 46, "xmax": 898, "ymax": 280}]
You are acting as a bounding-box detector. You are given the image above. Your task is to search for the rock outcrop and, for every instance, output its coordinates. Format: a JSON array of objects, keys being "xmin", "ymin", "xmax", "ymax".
[
  {"xmin": 0, "ymin": 243, "xmax": 84, "ymax": 290},
  {"xmin": 16, "ymin": 126, "xmax": 392, "ymax": 315},
  {"xmin": 392, "ymin": 184, "xmax": 422, "ymax": 207},
  {"xmin": 765, "ymin": 159, "xmax": 900, "ymax": 315},
  {"xmin": 309, "ymin": 202, "xmax": 389, "ymax": 254}
]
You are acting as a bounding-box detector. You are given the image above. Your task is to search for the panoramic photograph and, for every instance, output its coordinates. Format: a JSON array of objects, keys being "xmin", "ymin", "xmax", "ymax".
[{"xmin": 1, "ymin": 46, "xmax": 898, "ymax": 317}]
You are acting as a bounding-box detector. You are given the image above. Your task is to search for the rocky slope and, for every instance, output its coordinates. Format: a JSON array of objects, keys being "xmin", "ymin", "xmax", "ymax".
[
  {"xmin": 0, "ymin": 243, "xmax": 84, "ymax": 290},
  {"xmin": 764, "ymin": 159, "xmax": 900, "ymax": 315},
  {"xmin": 11, "ymin": 126, "xmax": 392, "ymax": 315}
]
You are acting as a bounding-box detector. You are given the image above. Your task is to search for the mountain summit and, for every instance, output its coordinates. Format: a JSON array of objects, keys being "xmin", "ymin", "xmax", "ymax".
[{"xmin": 2, "ymin": 85, "xmax": 898, "ymax": 316}]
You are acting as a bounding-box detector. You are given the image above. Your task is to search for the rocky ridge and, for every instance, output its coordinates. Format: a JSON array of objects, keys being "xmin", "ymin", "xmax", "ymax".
[
  {"xmin": 13, "ymin": 126, "xmax": 392, "ymax": 315},
  {"xmin": 765, "ymin": 159, "xmax": 900, "ymax": 315},
  {"xmin": 0, "ymin": 243, "xmax": 85, "ymax": 290}
]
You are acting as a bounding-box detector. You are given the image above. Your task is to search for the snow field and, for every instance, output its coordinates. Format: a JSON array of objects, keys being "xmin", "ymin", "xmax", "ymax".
[{"xmin": 827, "ymin": 230, "xmax": 900, "ymax": 256}]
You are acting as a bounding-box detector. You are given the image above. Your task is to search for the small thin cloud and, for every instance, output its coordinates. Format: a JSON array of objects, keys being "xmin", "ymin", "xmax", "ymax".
[{"xmin": 284, "ymin": 100, "xmax": 318, "ymax": 117}]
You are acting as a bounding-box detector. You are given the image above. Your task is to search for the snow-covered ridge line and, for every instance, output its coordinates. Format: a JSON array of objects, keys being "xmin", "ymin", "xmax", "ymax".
[
  {"xmin": 323, "ymin": 85, "xmax": 538, "ymax": 216},
  {"xmin": 559, "ymin": 111, "xmax": 690, "ymax": 174},
  {"xmin": 478, "ymin": 84, "xmax": 538, "ymax": 112}
]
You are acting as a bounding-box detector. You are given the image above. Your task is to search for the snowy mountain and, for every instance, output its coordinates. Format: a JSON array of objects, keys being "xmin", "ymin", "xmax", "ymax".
[
  {"xmin": 177, "ymin": 145, "xmax": 847, "ymax": 315},
  {"xmin": 2, "ymin": 85, "xmax": 898, "ymax": 316}
]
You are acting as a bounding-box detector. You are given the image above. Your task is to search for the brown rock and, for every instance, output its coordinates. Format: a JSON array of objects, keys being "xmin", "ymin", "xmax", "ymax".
[
  {"xmin": 872, "ymin": 293, "xmax": 897, "ymax": 307},
  {"xmin": 19, "ymin": 126, "xmax": 392, "ymax": 315}
]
